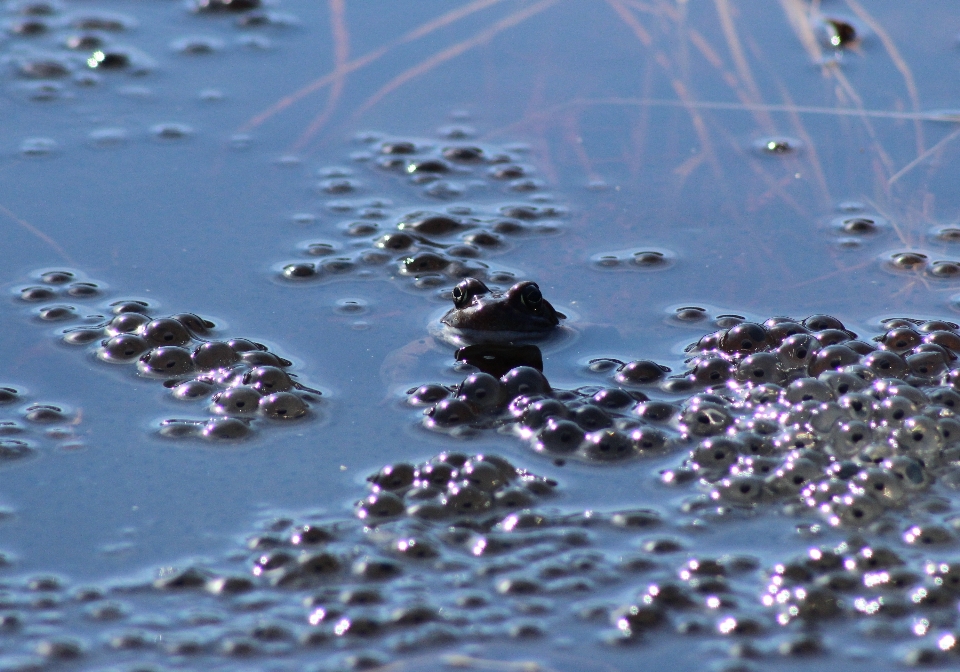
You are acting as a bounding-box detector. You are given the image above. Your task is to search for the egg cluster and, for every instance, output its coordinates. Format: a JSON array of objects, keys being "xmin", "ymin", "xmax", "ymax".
[
  {"xmin": 277, "ymin": 134, "xmax": 566, "ymax": 292},
  {"xmin": 13, "ymin": 269, "xmax": 321, "ymax": 441},
  {"xmin": 413, "ymin": 314, "xmax": 960, "ymax": 530}
]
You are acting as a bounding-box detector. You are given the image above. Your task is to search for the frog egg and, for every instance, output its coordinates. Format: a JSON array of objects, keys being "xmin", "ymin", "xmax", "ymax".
[
  {"xmin": 201, "ymin": 417, "xmax": 250, "ymax": 440},
  {"xmin": 579, "ymin": 429, "xmax": 636, "ymax": 462},
  {"xmin": 37, "ymin": 270, "xmax": 73, "ymax": 285},
  {"xmin": 719, "ymin": 322, "xmax": 769, "ymax": 355},
  {"xmin": 631, "ymin": 426, "xmax": 670, "ymax": 454},
  {"xmin": 903, "ymin": 525, "xmax": 953, "ymax": 547},
  {"xmin": 906, "ymin": 351, "xmax": 948, "ymax": 379},
  {"xmin": 105, "ymin": 312, "xmax": 150, "ymax": 336},
  {"xmin": 281, "ymin": 262, "xmax": 318, "ymax": 280},
  {"xmin": 777, "ymin": 334, "xmax": 822, "ymax": 370},
  {"xmin": 532, "ymin": 418, "xmax": 584, "ymax": 455},
  {"xmin": 138, "ymin": 346, "xmax": 194, "ymax": 377},
  {"xmin": 743, "ymin": 383, "xmax": 784, "ymax": 406},
  {"xmin": 616, "ymin": 360, "xmax": 669, "ymax": 385},
  {"xmin": 813, "ymin": 328, "xmax": 853, "ymax": 347},
  {"xmin": 873, "ymin": 396, "xmax": 918, "ymax": 428},
  {"xmin": 774, "ymin": 428, "xmax": 820, "ymax": 452},
  {"xmin": 690, "ymin": 356, "xmax": 735, "ymax": 386},
  {"xmin": 801, "ymin": 478, "xmax": 849, "ymax": 507},
  {"xmin": 938, "ymin": 417, "xmax": 960, "ymax": 446},
  {"xmin": 882, "ymin": 456, "xmax": 931, "ymax": 490},
  {"xmin": 415, "ymin": 461, "xmax": 456, "ymax": 488},
  {"xmin": 851, "ymin": 468, "xmax": 905, "ymax": 505},
  {"xmin": 891, "ymin": 416, "xmax": 942, "ymax": 460},
  {"xmin": 0, "ymin": 439, "xmax": 33, "ymax": 460},
  {"xmin": 37, "ymin": 305, "xmax": 76, "ymax": 321},
  {"xmin": 172, "ymin": 379, "xmax": 215, "ymax": 400},
  {"xmin": 808, "ymin": 401, "xmax": 847, "ymax": 433},
  {"xmin": 808, "ymin": 344, "xmax": 861, "ymax": 377},
  {"xmin": 680, "ymin": 402, "xmax": 733, "ymax": 437},
  {"xmin": 784, "ymin": 378, "xmax": 834, "ymax": 404},
  {"xmin": 456, "ymin": 373, "xmax": 503, "ymax": 412},
  {"xmin": 862, "ymin": 351, "xmax": 908, "ymax": 379},
  {"xmin": 712, "ymin": 476, "xmax": 765, "ymax": 505},
  {"xmin": 259, "ymin": 392, "xmax": 307, "ymax": 419},
  {"xmin": 878, "ymin": 327, "xmax": 921, "ymax": 353},
  {"xmin": 139, "ymin": 318, "xmax": 191, "ymax": 346},
  {"xmin": 521, "ymin": 399, "xmax": 568, "ymax": 430},
  {"xmin": 460, "ymin": 461, "xmax": 504, "ymax": 491},
  {"xmin": 564, "ymin": 404, "xmax": 609, "ymax": 432},
  {"xmin": 856, "ymin": 441, "xmax": 894, "ymax": 466},
  {"xmin": 192, "ymin": 342, "xmax": 240, "ymax": 370},
  {"xmin": 609, "ymin": 603, "xmax": 666, "ymax": 637},
  {"xmin": 443, "ymin": 484, "xmax": 491, "ymax": 515},
  {"xmin": 691, "ymin": 437, "xmax": 741, "ymax": 475},
  {"xmin": 211, "ymin": 386, "xmax": 261, "ymax": 415},
  {"xmin": 634, "ymin": 401, "xmax": 679, "ymax": 423},
  {"xmin": 425, "ymin": 399, "xmax": 476, "ymax": 428},
  {"xmin": 19, "ymin": 286, "xmax": 57, "ymax": 301},
  {"xmin": 818, "ymin": 370, "xmax": 868, "ymax": 396},
  {"xmin": 356, "ymin": 491, "xmax": 404, "ymax": 520},
  {"xmin": 736, "ymin": 353, "xmax": 783, "ymax": 384},
  {"xmin": 768, "ymin": 458, "xmax": 822, "ymax": 496},
  {"xmin": 27, "ymin": 405, "xmax": 67, "ymax": 424},
  {"xmin": 243, "ymin": 366, "xmax": 293, "ymax": 394},
  {"xmin": 827, "ymin": 420, "xmax": 873, "ymax": 457},
  {"xmin": 501, "ymin": 367, "xmax": 550, "ymax": 399},
  {"xmin": 98, "ymin": 334, "xmax": 149, "ymax": 363},
  {"xmin": 837, "ymin": 392, "xmax": 876, "ymax": 422},
  {"xmin": 62, "ymin": 327, "xmax": 102, "ymax": 345},
  {"xmin": 825, "ymin": 493, "xmax": 883, "ymax": 527}
]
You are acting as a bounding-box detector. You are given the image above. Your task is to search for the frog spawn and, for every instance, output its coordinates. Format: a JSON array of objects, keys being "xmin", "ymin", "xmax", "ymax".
[
  {"xmin": 756, "ymin": 541, "xmax": 960, "ymax": 666},
  {"xmin": 0, "ymin": 385, "xmax": 83, "ymax": 463},
  {"xmin": 276, "ymin": 133, "xmax": 565, "ymax": 292},
  {"xmin": 0, "ymin": 453, "xmax": 762, "ymax": 668},
  {"xmin": 412, "ymin": 314, "xmax": 960, "ymax": 528},
  {"xmin": 409, "ymin": 369, "xmax": 667, "ymax": 464},
  {"xmin": 12, "ymin": 270, "xmax": 322, "ymax": 441}
]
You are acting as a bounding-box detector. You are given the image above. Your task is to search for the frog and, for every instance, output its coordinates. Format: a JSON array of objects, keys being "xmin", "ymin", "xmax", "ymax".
[{"xmin": 437, "ymin": 277, "xmax": 566, "ymax": 346}]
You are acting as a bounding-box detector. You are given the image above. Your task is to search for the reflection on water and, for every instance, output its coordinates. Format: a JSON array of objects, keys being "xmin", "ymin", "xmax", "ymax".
[{"xmin": 4, "ymin": 0, "xmax": 960, "ymax": 669}]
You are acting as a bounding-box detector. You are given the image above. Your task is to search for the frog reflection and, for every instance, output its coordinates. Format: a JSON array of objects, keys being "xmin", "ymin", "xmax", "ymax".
[{"xmin": 439, "ymin": 277, "xmax": 565, "ymax": 346}]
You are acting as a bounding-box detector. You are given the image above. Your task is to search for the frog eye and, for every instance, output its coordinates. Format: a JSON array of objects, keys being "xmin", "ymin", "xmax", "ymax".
[
  {"xmin": 452, "ymin": 284, "xmax": 467, "ymax": 308},
  {"xmin": 520, "ymin": 283, "xmax": 543, "ymax": 309},
  {"xmin": 452, "ymin": 278, "xmax": 489, "ymax": 308}
]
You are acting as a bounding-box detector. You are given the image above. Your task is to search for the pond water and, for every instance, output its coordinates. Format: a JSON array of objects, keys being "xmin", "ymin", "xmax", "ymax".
[{"xmin": 3, "ymin": 0, "xmax": 960, "ymax": 669}]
